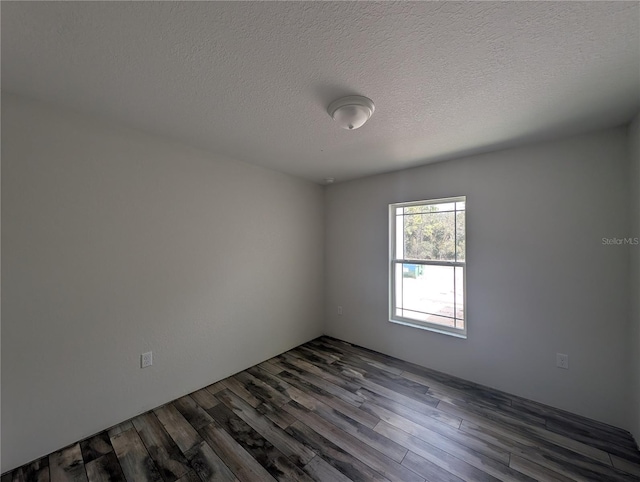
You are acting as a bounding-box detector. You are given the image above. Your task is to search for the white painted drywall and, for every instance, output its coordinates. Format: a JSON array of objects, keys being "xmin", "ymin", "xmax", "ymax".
[
  {"xmin": 630, "ymin": 114, "xmax": 640, "ymax": 445},
  {"xmin": 1, "ymin": 93, "xmax": 324, "ymax": 472},
  {"xmin": 325, "ymin": 128, "xmax": 632, "ymax": 428}
]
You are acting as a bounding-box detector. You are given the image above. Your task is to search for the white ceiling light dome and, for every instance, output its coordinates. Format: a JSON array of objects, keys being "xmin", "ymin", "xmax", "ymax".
[{"xmin": 327, "ymin": 95, "xmax": 375, "ymax": 130}]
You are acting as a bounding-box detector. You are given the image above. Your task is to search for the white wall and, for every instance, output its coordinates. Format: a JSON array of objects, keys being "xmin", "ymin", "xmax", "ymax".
[
  {"xmin": 325, "ymin": 128, "xmax": 632, "ymax": 428},
  {"xmin": 630, "ymin": 114, "xmax": 640, "ymax": 444},
  {"xmin": 1, "ymin": 93, "xmax": 324, "ymax": 472}
]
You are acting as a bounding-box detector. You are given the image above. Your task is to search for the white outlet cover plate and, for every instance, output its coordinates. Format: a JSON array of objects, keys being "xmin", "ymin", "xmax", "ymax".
[
  {"xmin": 556, "ymin": 353, "xmax": 569, "ymax": 369},
  {"xmin": 141, "ymin": 351, "xmax": 153, "ymax": 368}
]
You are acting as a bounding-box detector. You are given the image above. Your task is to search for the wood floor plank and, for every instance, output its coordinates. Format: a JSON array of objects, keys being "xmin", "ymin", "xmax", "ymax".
[
  {"xmin": 277, "ymin": 385, "xmax": 407, "ymax": 463},
  {"xmin": 281, "ymin": 351, "xmax": 363, "ymax": 393},
  {"xmin": 294, "ymin": 345, "xmax": 341, "ymax": 365},
  {"xmin": 207, "ymin": 402, "xmax": 314, "ymax": 481},
  {"xmin": 85, "ymin": 452, "xmax": 126, "ymax": 482},
  {"xmin": 546, "ymin": 420, "xmax": 640, "ymax": 463},
  {"xmin": 191, "ymin": 388, "xmax": 220, "ymax": 410},
  {"xmin": 283, "ymin": 400, "xmax": 424, "ymax": 482},
  {"xmin": 276, "ymin": 369, "xmax": 379, "ymax": 429},
  {"xmin": 303, "ymin": 456, "xmax": 354, "ymax": 482},
  {"xmin": 452, "ymin": 405, "xmax": 612, "ymax": 465},
  {"xmin": 286, "ymin": 420, "xmax": 391, "ymax": 482},
  {"xmin": 375, "ymin": 421, "xmax": 534, "ymax": 482},
  {"xmin": 233, "ymin": 370, "xmax": 290, "ymax": 407},
  {"xmin": 320, "ymin": 337, "xmax": 513, "ymax": 406},
  {"xmin": 13, "ymin": 457, "xmax": 50, "ymax": 482},
  {"xmin": 183, "ymin": 440, "xmax": 236, "ymax": 482},
  {"xmin": 220, "ymin": 376, "xmax": 261, "ymax": 408},
  {"xmin": 396, "ymin": 365, "xmax": 513, "ymax": 408},
  {"xmin": 510, "ymin": 396, "xmax": 637, "ymax": 449},
  {"xmin": 611, "ymin": 454, "xmax": 640, "ymax": 477},
  {"xmin": 308, "ymin": 339, "xmax": 407, "ymax": 378},
  {"xmin": 198, "ymin": 420, "xmax": 278, "ymax": 482},
  {"xmin": 401, "ymin": 451, "xmax": 467, "ymax": 482},
  {"xmin": 205, "ymin": 380, "xmax": 228, "ymax": 395},
  {"xmin": 257, "ymin": 360, "xmax": 285, "ymax": 375},
  {"xmin": 290, "ymin": 346, "xmax": 342, "ymax": 370},
  {"xmin": 360, "ymin": 401, "xmax": 510, "ymax": 465},
  {"xmin": 315, "ymin": 338, "xmax": 414, "ymax": 377},
  {"xmin": 435, "ymin": 396, "xmax": 546, "ymax": 436},
  {"xmin": 266, "ymin": 357, "xmax": 292, "ymax": 372},
  {"xmin": 175, "ymin": 472, "xmax": 201, "ymax": 482},
  {"xmin": 108, "ymin": 422, "xmax": 134, "ymax": 438},
  {"xmin": 464, "ymin": 397, "xmax": 547, "ymax": 428},
  {"xmin": 332, "ymin": 354, "xmax": 432, "ymax": 398},
  {"xmin": 296, "ymin": 353, "xmax": 440, "ymax": 410},
  {"xmin": 173, "ymin": 395, "xmax": 214, "ymax": 430},
  {"xmin": 459, "ymin": 419, "xmax": 638, "ymax": 482},
  {"xmin": 401, "ymin": 371, "xmax": 504, "ymax": 410},
  {"xmin": 131, "ymin": 412, "xmax": 191, "ymax": 481},
  {"xmin": 276, "ymin": 357, "xmax": 365, "ymax": 406},
  {"xmin": 352, "ymin": 375, "xmax": 440, "ymax": 414},
  {"xmin": 8, "ymin": 469, "xmax": 24, "ymax": 482},
  {"xmin": 80, "ymin": 433, "xmax": 113, "ymax": 464},
  {"xmin": 256, "ymin": 401, "xmax": 297, "ymax": 430},
  {"xmin": 110, "ymin": 428, "xmax": 163, "ymax": 482},
  {"xmin": 348, "ymin": 355, "xmax": 406, "ymax": 377},
  {"xmin": 358, "ymin": 386, "xmax": 461, "ymax": 428},
  {"xmin": 49, "ymin": 444, "xmax": 88, "ymax": 482},
  {"xmin": 214, "ymin": 388, "xmax": 316, "ymax": 466},
  {"xmin": 337, "ymin": 361, "xmax": 441, "ymax": 407},
  {"xmin": 508, "ymin": 455, "xmax": 575, "ymax": 482},
  {"xmin": 154, "ymin": 404, "xmax": 202, "ymax": 455},
  {"xmin": 242, "ymin": 365, "xmax": 320, "ymax": 410}
]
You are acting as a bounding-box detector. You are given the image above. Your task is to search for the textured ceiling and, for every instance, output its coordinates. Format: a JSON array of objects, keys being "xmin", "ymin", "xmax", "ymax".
[{"xmin": 2, "ymin": 2, "xmax": 639, "ymax": 183}]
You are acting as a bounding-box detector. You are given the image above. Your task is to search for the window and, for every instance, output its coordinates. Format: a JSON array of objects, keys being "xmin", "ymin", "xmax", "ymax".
[{"xmin": 389, "ymin": 197, "xmax": 466, "ymax": 337}]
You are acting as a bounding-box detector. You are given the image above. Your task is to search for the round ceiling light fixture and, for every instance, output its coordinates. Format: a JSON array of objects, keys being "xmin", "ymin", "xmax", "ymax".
[{"xmin": 327, "ymin": 95, "xmax": 375, "ymax": 130}]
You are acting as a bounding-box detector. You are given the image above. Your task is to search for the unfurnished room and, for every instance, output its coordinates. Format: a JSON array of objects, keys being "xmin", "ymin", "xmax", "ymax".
[{"xmin": 1, "ymin": 1, "xmax": 640, "ymax": 481}]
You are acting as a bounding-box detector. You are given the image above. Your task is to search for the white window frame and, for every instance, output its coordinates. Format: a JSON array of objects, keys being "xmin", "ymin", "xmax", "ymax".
[{"xmin": 389, "ymin": 196, "xmax": 467, "ymax": 338}]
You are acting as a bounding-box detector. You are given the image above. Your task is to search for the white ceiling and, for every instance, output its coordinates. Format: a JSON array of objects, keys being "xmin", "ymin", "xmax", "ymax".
[{"xmin": 2, "ymin": 2, "xmax": 639, "ymax": 183}]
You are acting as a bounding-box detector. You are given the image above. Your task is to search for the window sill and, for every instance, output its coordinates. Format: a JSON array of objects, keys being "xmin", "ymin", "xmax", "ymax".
[{"xmin": 389, "ymin": 318, "xmax": 467, "ymax": 339}]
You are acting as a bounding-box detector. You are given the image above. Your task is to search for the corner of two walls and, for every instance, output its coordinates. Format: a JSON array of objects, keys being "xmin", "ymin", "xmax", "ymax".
[{"xmin": 1, "ymin": 93, "xmax": 324, "ymax": 472}]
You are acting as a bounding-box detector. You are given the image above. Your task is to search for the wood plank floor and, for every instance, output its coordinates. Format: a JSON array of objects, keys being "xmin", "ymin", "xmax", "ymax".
[{"xmin": 3, "ymin": 336, "xmax": 640, "ymax": 482}]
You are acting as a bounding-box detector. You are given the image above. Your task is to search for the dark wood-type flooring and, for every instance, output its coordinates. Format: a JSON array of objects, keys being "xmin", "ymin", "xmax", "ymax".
[{"xmin": 3, "ymin": 336, "xmax": 640, "ymax": 481}]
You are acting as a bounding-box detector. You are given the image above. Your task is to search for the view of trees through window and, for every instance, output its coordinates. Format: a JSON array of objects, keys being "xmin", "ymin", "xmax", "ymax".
[{"xmin": 402, "ymin": 202, "xmax": 465, "ymax": 261}]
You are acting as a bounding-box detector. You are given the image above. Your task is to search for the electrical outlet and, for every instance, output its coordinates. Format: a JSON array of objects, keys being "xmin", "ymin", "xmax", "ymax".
[
  {"xmin": 556, "ymin": 353, "xmax": 569, "ymax": 369},
  {"xmin": 337, "ymin": 306, "xmax": 343, "ymax": 315},
  {"xmin": 141, "ymin": 351, "xmax": 153, "ymax": 368}
]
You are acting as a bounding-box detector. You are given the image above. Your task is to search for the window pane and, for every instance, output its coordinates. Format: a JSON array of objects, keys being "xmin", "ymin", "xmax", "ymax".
[
  {"xmin": 403, "ymin": 211, "xmax": 456, "ymax": 261},
  {"xmin": 456, "ymin": 211, "xmax": 465, "ymax": 261},
  {"xmin": 400, "ymin": 309, "xmax": 457, "ymax": 328},
  {"xmin": 404, "ymin": 202, "xmax": 456, "ymax": 215},
  {"xmin": 396, "ymin": 215, "xmax": 405, "ymax": 258},
  {"xmin": 455, "ymin": 266, "xmax": 464, "ymax": 326},
  {"xmin": 395, "ymin": 263, "xmax": 403, "ymax": 310},
  {"xmin": 401, "ymin": 264, "xmax": 455, "ymax": 325}
]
